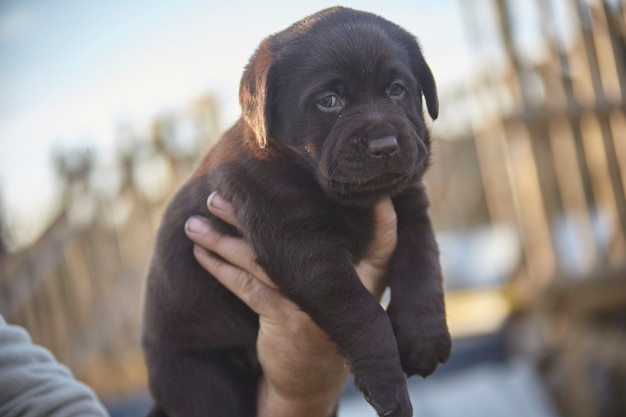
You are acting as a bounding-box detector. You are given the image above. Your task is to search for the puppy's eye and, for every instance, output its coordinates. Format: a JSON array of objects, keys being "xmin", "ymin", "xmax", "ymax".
[
  {"xmin": 388, "ymin": 83, "xmax": 405, "ymax": 98},
  {"xmin": 317, "ymin": 94, "xmax": 342, "ymax": 111}
]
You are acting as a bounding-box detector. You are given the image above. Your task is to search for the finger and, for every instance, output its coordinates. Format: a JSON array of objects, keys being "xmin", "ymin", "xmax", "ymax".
[
  {"xmin": 192, "ymin": 244, "xmax": 284, "ymax": 315},
  {"xmin": 355, "ymin": 197, "xmax": 397, "ymax": 299},
  {"xmin": 368, "ymin": 196, "xmax": 397, "ymax": 266},
  {"xmin": 185, "ymin": 216, "xmax": 278, "ymax": 289},
  {"xmin": 207, "ymin": 192, "xmax": 239, "ymax": 228}
]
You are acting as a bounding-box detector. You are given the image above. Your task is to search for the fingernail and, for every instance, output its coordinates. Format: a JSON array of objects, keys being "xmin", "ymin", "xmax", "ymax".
[
  {"xmin": 185, "ymin": 216, "xmax": 210, "ymax": 234},
  {"xmin": 207, "ymin": 191, "xmax": 227, "ymax": 210},
  {"xmin": 193, "ymin": 244, "xmax": 210, "ymax": 258}
]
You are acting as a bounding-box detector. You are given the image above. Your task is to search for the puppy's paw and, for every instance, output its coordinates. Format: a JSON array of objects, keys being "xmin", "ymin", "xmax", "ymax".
[
  {"xmin": 356, "ymin": 375, "xmax": 412, "ymax": 417},
  {"xmin": 392, "ymin": 315, "xmax": 451, "ymax": 378}
]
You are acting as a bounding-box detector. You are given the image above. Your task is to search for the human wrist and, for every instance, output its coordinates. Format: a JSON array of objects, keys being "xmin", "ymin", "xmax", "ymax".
[{"xmin": 257, "ymin": 377, "xmax": 340, "ymax": 417}]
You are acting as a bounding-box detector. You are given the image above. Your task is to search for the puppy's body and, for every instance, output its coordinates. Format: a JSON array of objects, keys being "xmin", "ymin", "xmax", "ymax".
[{"xmin": 142, "ymin": 7, "xmax": 451, "ymax": 417}]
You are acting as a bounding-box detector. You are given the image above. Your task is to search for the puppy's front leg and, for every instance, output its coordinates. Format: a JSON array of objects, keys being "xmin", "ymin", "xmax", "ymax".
[
  {"xmin": 248, "ymin": 230, "xmax": 412, "ymax": 417},
  {"xmin": 388, "ymin": 183, "xmax": 451, "ymax": 378}
]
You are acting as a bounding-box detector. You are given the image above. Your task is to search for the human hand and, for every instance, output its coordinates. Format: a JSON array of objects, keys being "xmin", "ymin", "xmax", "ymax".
[{"xmin": 184, "ymin": 192, "xmax": 397, "ymax": 417}]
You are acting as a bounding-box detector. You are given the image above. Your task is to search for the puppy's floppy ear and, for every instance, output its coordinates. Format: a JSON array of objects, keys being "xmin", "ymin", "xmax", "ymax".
[
  {"xmin": 240, "ymin": 40, "xmax": 274, "ymax": 148},
  {"xmin": 404, "ymin": 36, "xmax": 439, "ymax": 121},
  {"xmin": 418, "ymin": 60, "xmax": 439, "ymax": 120}
]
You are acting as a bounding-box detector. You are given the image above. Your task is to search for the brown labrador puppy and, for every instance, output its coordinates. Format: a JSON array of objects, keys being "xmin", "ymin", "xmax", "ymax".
[{"xmin": 142, "ymin": 7, "xmax": 451, "ymax": 417}]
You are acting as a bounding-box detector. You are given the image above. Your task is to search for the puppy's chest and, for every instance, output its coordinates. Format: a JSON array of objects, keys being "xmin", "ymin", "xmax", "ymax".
[
  {"xmin": 293, "ymin": 202, "xmax": 376, "ymax": 265},
  {"xmin": 209, "ymin": 148, "xmax": 376, "ymax": 262},
  {"xmin": 340, "ymin": 209, "xmax": 376, "ymax": 262}
]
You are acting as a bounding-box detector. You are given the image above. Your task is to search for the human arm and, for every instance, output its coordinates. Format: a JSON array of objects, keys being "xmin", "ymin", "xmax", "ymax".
[{"xmin": 0, "ymin": 315, "xmax": 109, "ymax": 417}]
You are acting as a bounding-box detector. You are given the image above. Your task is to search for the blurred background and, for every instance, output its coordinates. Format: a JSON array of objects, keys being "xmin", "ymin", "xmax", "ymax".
[{"xmin": 0, "ymin": 0, "xmax": 625, "ymax": 416}]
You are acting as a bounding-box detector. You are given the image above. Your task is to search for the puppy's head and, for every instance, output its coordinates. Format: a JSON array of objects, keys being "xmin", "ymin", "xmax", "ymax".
[{"xmin": 240, "ymin": 7, "xmax": 438, "ymax": 204}]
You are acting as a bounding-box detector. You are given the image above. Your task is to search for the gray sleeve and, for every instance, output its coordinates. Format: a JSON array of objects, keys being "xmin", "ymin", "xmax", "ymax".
[{"xmin": 0, "ymin": 315, "xmax": 110, "ymax": 417}]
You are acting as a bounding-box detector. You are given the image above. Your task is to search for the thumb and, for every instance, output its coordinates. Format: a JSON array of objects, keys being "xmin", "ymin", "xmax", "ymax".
[{"xmin": 367, "ymin": 197, "xmax": 397, "ymax": 269}]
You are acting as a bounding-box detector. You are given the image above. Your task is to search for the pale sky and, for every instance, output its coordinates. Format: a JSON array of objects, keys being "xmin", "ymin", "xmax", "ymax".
[{"xmin": 0, "ymin": 0, "xmax": 547, "ymax": 247}]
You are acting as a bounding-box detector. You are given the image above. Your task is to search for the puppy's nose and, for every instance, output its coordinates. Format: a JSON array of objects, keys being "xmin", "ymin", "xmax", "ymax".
[{"xmin": 368, "ymin": 136, "xmax": 398, "ymax": 158}]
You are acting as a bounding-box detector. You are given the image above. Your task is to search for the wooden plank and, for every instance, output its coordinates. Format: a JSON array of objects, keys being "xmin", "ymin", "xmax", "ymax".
[{"xmin": 544, "ymin": 267, "xmax": 626, "ymax": 315}]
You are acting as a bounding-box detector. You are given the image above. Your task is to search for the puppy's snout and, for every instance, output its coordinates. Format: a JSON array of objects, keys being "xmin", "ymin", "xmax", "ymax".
[{"xmin": 367, "ymin": 136, "xmax": 398, "ymax": 159}]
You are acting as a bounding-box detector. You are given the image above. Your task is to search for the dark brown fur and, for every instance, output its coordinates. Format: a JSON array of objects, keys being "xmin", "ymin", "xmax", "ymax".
[{"xmin": 142, "ymin": 7, "xmax": 451, "ymax": 417}]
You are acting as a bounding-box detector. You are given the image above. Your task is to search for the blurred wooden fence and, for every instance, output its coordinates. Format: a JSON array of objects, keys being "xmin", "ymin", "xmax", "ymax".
[
  {"xmin": 0, "ymin": 95, "xmax": 220, "ymax": 398},
  {"xmin": 432, "ymin": 1, "xmax": 626, "ymax": 416}
]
